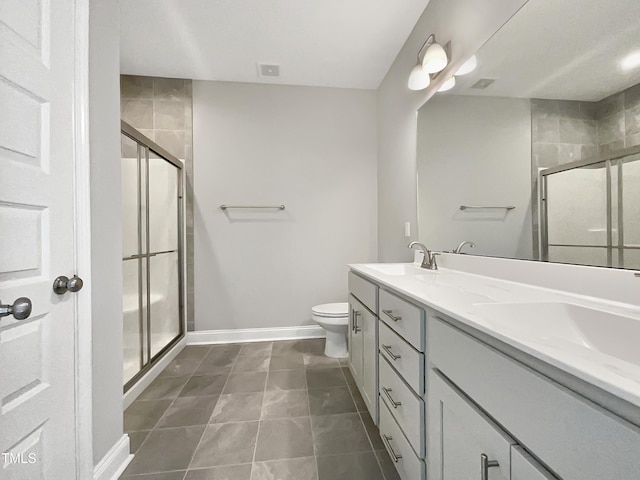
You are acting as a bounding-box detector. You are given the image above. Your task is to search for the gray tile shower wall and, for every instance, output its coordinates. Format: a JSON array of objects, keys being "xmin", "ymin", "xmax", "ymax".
[
  {"xmin": 120, "ymin": 75, "xmax": 195, "ymax": 331},
  {"xmin": 530, "ymin": 82, "xmax": 640, "ymax": 256}
]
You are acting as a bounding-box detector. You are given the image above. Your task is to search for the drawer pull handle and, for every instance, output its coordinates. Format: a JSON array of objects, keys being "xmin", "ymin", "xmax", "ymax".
[
  {"xmin": 381, "ymin": 344, "xmax": 401, "ymax": 360},
  {"xmin": 481, "ymin": 454, "xmax": 499, "ymax": 480},
  {"xmin": 382, "ymin": 387, "xmax": 402, "ymax": 408},
  {"xmin": 352, "ymin": 310, "xmax": 361, "ymax": 333},
  {"xmin": 382, "ymin": 434, "xmax": 402, "ymax": 463},
  {"xmin": 382, "ymin": 309, "xmax": 402, "ymax": 322}
]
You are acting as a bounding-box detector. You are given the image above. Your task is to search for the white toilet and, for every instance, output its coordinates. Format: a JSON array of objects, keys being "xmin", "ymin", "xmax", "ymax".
[{"xmin": 311, "ymin": 302, "xmax": 349, "ymax": 358}]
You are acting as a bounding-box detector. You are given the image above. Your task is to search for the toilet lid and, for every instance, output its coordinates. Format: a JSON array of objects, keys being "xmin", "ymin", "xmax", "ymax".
[{"xmin": 312, "ymin": 302, "xmax": 349, "ymax": 318}]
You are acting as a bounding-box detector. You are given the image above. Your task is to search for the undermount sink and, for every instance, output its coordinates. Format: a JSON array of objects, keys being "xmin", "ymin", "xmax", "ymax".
[
  {"xmin": 474, "ymin": 302, "xmax": 640, "ymax": 367},
  {"xmin": 364, "ymin": 263, "xmax": 425, "ymax": 276}
]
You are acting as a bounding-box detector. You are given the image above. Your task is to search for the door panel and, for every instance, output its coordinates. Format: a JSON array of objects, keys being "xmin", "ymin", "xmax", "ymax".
[{"xmin": 0, "ymin": 1, "xmax": 78, "ymax": 478}]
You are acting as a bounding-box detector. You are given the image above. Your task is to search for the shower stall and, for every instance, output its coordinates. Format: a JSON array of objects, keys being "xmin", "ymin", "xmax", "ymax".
[
  {"xmin": 121, "ymin": 121, "xmax": 184, "ymax": 391},
  {"xmin": 540, "ymin": 146, "xmax": 640, "ymax": 269}
]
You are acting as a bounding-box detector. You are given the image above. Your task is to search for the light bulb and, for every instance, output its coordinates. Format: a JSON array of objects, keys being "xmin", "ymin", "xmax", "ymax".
[
  {"xmin": 621, "ymin": 51, "xmax": 640, "ymax": 71},
  {"xmin": 455, "ymin": 55, "xmax": 477, "ymax": 75},
  {"xmin": 422, "ymin": 43, "xmax": 448, "ymax": 74},
  {"xmin": 408, "ymin": 64, "xmax": 431, "ymax": 91},
  {"xmin": 437, "ymin": 76, "xmax": 456, "ymax": 92}
]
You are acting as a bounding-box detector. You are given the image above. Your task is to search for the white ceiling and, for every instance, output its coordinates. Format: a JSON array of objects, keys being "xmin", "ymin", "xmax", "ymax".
[
  {"xmin": 119, "ymin": 0, "xmax": 429, "ymax": 90},
  {"xmin": 450, "ymin": 0, "xmax": 640, "ymax": 101}
]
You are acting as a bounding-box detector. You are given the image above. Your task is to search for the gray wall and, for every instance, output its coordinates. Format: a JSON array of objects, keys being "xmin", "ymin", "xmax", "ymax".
[
  {"xmin": 377, "ymin": 0, "xmax": 529, "ymax": 261},
  {"xmin": 417, "ymin": 95, "xmax": 533, "ymax": 259},
  {"xmin": 89, "ymin": 0, "xmax": 124, "ymax": 465},
  {"xmin": 120, "ymin": 75, "xmax": 196, "ymax": 330},
  {"xmin": 193, "ymin": 81, "xmax": 378, "ymax": 331}
]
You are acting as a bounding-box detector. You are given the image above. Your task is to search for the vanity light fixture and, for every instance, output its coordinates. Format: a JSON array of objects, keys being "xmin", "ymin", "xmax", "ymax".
[
  {"xmin": 437, "ymin": 76, "xmax": 456, "ymax": 92},
  {"xmin": 407, "ymin": 34, "xmax": 448, "ymax": 91},
  {"xmin": 621, "ymin": 51, "xmax": 640, "ymax": 71},
  {"xmin": 455, "ymin": 55, "xmax": 477, "ymax": 75}
]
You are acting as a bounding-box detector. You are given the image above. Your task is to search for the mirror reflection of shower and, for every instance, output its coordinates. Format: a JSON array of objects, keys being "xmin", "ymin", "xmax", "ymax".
[{"xmin": 121, "ymin": 122, "xmax": 184, "ymax": 390}]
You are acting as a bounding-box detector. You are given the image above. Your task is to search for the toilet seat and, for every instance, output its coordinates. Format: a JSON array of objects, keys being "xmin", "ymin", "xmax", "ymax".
[{"xmin": 312, "ymin": 302, "xmax": 349, "ymax": 318}]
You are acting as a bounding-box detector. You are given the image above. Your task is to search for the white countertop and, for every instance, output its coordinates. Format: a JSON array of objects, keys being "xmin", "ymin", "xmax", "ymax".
[{"xmin": 349, "ymin": 262, "xmax": 640, "ymax": 410}]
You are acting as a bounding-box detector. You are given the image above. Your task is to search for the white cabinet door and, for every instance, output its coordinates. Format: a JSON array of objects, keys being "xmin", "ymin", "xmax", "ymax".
[
  {"xmin": 429, "ymin": 372, "xmax": 514, "ymax": 480},
  {"xmin": 361, "ymin": 304, "xmax": 377, "ymax": 422},
  {"xmin": 511, "ymin": 446, "xmax": 556, "ymax": 480},
  {"xmin": 0, "ymin": 1, "xmax": 81, "ymax": 478},
  {"xmin": 349, "ymin": 295, "xmax": 364, "ymax": 387}
]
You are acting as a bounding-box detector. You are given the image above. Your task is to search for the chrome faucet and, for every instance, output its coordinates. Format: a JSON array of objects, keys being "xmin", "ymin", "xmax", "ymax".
[
  {"xmin": 454, "ymin": 241, "xmax": 476, "ymax": 254},
  {"xmin": 408, "ymin": 242, "xmax": 439, "ymax": 270}
]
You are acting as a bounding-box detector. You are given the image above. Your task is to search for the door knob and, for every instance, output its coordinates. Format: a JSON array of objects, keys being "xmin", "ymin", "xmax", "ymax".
[
  {"xmin": 53, "ymin": 275, "xmax": 84, "ymax": 295},
  {"xmin": 0, "ymin": 297, "xmax": 33, "ymax": 320}
]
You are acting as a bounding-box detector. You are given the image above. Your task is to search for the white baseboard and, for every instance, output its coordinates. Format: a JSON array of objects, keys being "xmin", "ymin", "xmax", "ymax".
[
  {"xmin": 93, "ymin": 434, "xmax": 132, "ymax": 480},
  {"xmin": 187, "ymin": 325, "xmax": 325, "ymax": 345},
  {"xmin": 123, "ymin": 336, "xmax": 187, "ymax": 409}
]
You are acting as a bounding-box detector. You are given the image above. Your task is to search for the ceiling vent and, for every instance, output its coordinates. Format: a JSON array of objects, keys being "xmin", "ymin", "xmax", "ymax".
[
  {"xmin": 258, "ymin": 64, "xmax": 280, "ymax": 77},
  {"xmin": 471, "ymin": 78, "xmax": 495, "ymax": 89}
]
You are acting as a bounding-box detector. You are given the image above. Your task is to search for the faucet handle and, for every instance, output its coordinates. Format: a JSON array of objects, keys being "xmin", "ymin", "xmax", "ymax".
[{"xmin": 430, "ymin": 252, "xmax": 442, "ymax": 270}]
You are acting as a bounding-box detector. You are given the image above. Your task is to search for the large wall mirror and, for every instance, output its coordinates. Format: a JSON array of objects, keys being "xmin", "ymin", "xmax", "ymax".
[{"xmin": 416, "ymin": 0, "xmax": 640, "ymax": 269}]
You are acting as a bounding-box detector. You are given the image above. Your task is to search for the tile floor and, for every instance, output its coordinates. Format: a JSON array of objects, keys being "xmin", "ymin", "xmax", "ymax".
[{"xmin": 120, "ymin": 338, "xmax": 401, "ymax": 480}]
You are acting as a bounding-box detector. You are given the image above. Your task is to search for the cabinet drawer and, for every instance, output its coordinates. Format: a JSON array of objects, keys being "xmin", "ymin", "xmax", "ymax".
[
  {"xmin": 379, "ymin": 321, "xmax": 424, "ymax": 395},
  {"xmin": 379, "ymin": 355, "xmax": 425, "ymax": 458},
  {"xmin": 379, "ymin": 400, "xmax": 426, "ymax": 480},
  {"xmin": 511, "ymin": 446, "xmax": 556, "ymax": 480},
  {"xmin": 348, "ymin": 271, "xmax": 377, "ymax": 313},
  {"xmin": 379, "ymin": 288, "xmax": 425, "ymax": 351}
]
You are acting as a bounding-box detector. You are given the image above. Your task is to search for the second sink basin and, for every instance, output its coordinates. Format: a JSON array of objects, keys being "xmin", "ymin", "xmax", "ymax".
[{"xmin": 474, "ymin": 302, "xmax": 640, "ymax": 368}]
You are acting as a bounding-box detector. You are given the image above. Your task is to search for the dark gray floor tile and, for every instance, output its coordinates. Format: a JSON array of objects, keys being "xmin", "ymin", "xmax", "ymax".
[
  {"xmin": 157, "ymin": 396, "xmax": 220, "ymax": 428},
  {"xmin": 223, "ymin": 372, "xmax": 267, "ymax": 394},
  {"xmin": 176, "ymin": 345, "xmax": 211, "ymax": 361},
  {"xmin": 269, "ymin": 353, "xmax": 304, "ymax": 371},
  {"xmin": 190, "ymin": 422, "xmax": 259, "ymax": 468},
  {"xmin": 195, "ymin": 348, "xmax": 238, "ymax": 375},
  {"xmin": 250, "ymin": 457, "xmax": 317, "ymax": 480},
  {"xmin": 271, "ymin": 340, "xmax": 305, "ymax": 355},
  {"xmin": 302, "ymin": 338, "xmax": 325, "ymax": 354},
  {"xmin": 375, "ymin": 449, "xmax": 401, "ymax": 480},
  {"xmin": 185, "ymin": 464, "xmax": 252, "ymax": 480},
  {"xmin": 346, "ymin": 381, "xmax": 367, "ymax": 412},
  {"xmin": 232, "ymin": 353, "xmax": 270, "ymax": 373},
  {"xmin": 266, "ymin": 370, "xmax": 306, "ymax": 391},
  {"xmin": 254, "ymin": 417, "xmax": 314, "ymax": 461},
  {"xmin": 210, "ymin": 393, "xmax": 264, "ymax": 423},
  {"xmin": 302, "ymin": 353, "xmax": 340, "ymax": 369},
  {"xmin": 312, "ymin": 413, "xmax": 371, "ymax": 456},
  {"xmin": 308, "ymin": 387, "xmax": 356, "ymax": 416},
  {"xmin": 360, "ymin": 411, "xmax": 384, "ymax": 450},
  {"xmin": 160, "ymin": 357, "xmax": 203, "ymax": 377},
  {"xmin": 138, "ymin": 376, "xmax": 190, "ymax": 401},
  {"xmin": 128, "ymin": 430, "xmax": 151, "ymax": 454},
  {"xmin": 261, "ymin": 390, "xmax": 309, "ymax": 419},
  {"xmin": 123, "ymin": 426, "xmax": 205, "ymax": 475},
  {"xmin": 124, "ymin": 399, "xmax": 172, "ymax": 432},
  {"xmin": 121, "ymin": 471, "xmax": 187, "ymax": 480},
  {"xmin": 179, "ymin": 375, "xmax": 228, "ymax": 397},
  {"xmin": 341, "ymin": 367, "xmax": 356, "ymax": 386},
  {"xmin": 317, "ymin": 452, "xmax": 383, "ymax": 480},
  {"xmin": 238, "ymin": 342, "xmax": 273, "ymax": 357},
  {"xmin": 306, "ymin": 369, "xmax": 346, "ymax": 389}
]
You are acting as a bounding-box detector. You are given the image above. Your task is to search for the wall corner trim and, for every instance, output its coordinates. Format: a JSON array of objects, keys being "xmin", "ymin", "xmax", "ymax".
[
  {"xmin": 93, "ymin": 434, "xmax": 132, "ymax": 480},
  {"xmin": 187, "ymin": 325, "xmax": 325, "ymax": 345}
]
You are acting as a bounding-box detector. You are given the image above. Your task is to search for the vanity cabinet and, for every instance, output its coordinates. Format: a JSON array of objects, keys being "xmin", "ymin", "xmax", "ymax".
[
  {"xmin": 430, "ymin": 371, "xmax": 514, "ymax": 480},
  {"xmin": 348, "ymin": 273, "xmax": 378, "ymax": 422}
]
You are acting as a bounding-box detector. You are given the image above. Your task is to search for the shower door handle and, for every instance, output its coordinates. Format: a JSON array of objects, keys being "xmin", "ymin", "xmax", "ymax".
[{"xmin": 53, "ymin": 275, "xmax": 84, "ymax": 295}]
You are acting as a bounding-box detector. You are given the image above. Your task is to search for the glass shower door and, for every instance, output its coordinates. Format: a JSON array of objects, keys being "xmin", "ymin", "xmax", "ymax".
[{"xmin": 121, "ymin": 124, "xmax": 184, "ymax": 390}]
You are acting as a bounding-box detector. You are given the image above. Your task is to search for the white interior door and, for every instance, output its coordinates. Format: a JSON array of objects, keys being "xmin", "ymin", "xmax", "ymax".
[{"xmin": 1, "ymin": 1, "xmax": 80, "ymax": 478}]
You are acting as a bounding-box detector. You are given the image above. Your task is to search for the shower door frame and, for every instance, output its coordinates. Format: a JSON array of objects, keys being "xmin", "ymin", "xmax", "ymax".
[
  {"xmin": 121, "ymin": 121, "xmax": 185, "ymax": 392},
  {"xmin": 539, "ymin": 144, "xmax": 640, "ymax": 267}
]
